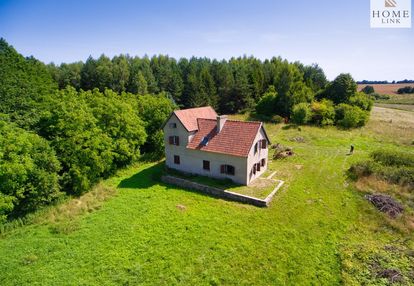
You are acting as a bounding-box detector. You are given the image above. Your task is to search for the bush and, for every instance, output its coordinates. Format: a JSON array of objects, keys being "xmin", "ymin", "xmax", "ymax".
[
  {"xmin": 361, "ymin": 85, "xmax": 375, "ymax": 94},
  {"xmin": 349, "ymin": 92, "xmax": 374, "ymax": 111},
  {"xmin": 335, "ymin": 104, "xmax": 368, "ymax": 128},
  {"xmin": 397, "ymin": 86, "xmax": 414, "ymax": 94},
  {"xmin": 291, "ymin": 103, "xmax": 311, "ymax": 124},
  {"xmin": 371, "ymin": 93, "xmax": 390, "ymax": 100},
  {"xmin": 371, "ymin": 150, "xmax": 414, "ymax": 167},
  {"xmin": 310, "ymin": 99, "xmax": 335, "ymax": 126},
  {"xmin": 0, "ymin": 119, "xmax": 62, "ymax": 222},
  {"xmin": 271, "ymin": 115, "xmax": 284, "ymax": 124}
]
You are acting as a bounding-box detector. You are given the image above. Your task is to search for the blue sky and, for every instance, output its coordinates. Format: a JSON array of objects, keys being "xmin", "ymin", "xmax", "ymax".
[{"xmin": 0, "ymin": 0, "xmax": 413, "ymax": 80}]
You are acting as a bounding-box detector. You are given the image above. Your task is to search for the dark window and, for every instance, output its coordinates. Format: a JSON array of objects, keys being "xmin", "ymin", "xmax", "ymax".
[
  {"xmin": 252, "ymin": 164, "xmax": 256, "ymax": 174},
  {"xmin": 169, "ymin": 123, "xmax": 177, "ymax": 128},
  {"xmin": 174, "ymin": 155, "xmax": 180, "ymax": 165},
  {"xmin": 261, "ymin": 139, "xmax": 267, "ymax": 149},
  {"xmin": 168, "ymin": 136, "xmax": 180, "ymax": 146},
  {"xmin": 254, "ymin": 143, "xmax": 258, "ymax": 154},
  {"xmin": 203, "ymin": 160, "xmax": 210, "ymax": 171},
  {"xmin": 256, "ymin": 162, "xmax": 261, "ymax": 172},
  {"xmin": 261, "ymin": 158, "xmax": 266, "ymax": 167},
  {"xmin": 220, "ymin": 164, "xmax": 235, "ymax": 176}
]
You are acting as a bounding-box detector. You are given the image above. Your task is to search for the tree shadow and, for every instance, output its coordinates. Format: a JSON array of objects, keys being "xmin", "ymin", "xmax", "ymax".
[{"xmin": 117, "ymin": 162, "xmax": 165, "ymax": 189}]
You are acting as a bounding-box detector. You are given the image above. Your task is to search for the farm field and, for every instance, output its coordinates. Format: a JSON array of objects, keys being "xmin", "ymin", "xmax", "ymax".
[
  {"xmin": 358, "ymin": 83, "xmax": 414, "ymax": 95},
  {"xmin": 0, "ymin": 107, "xmax": 413, "ymax": 285}
]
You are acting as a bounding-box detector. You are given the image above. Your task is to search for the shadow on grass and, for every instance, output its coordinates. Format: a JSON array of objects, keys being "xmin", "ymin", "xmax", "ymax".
[{"xmin": 117, "ymin": 162, "xmax": 165, "ymax": 189}]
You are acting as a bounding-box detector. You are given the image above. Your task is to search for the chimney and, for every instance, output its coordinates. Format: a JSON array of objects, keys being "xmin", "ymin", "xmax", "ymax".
[{"xmin": 216, "ymin": 115, "xmax": 227, "ymax": 133}]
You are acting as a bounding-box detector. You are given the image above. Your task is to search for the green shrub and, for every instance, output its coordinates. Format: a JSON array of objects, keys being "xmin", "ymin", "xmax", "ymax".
[
  {"xmin": 347, "ymin": 161, "xmax": 376, "ymax": 180},
  {"xmin": 335, "ymin": 104, "xmax": 368, "ymax": 128},
  {"xmin": 271, "ymin": 115, "xmax": 284, "ymax": 124},
  {"xmin": 291, "ymin": 103, "xmax": 311, "ymax": 124},
  {"xmin": 371, "ymin": 93, "xmax": 390, "ymax": 100},
  {"xmin": 310, "ymin": 99, "xmax": 335, "ymax": 126},
  {"xmin": 371, "ymin": 150, "xmax": 414, "ymax": 167},
  {"xmin": 349, "ymin": 92, "xmax": 374, "ymax": 111}
]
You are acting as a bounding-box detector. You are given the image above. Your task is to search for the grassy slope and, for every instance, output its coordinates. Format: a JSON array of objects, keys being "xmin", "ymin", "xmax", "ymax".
[{"xmin": 1, "ymin": 108, "xmax": 413, "ymax": 285}]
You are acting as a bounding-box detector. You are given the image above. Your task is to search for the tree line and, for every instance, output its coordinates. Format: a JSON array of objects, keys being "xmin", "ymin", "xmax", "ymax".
[{"xmin": 47, "ymin": 52, "xmax": 328, "ymax": 114}]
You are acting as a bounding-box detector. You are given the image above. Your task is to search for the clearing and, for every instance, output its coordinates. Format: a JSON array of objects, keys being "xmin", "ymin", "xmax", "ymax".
[{"xmin": 0, "ymin": 107, "xmax": 413, "ymax": 285}]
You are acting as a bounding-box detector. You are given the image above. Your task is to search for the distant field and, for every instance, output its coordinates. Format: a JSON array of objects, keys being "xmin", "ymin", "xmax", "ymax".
[{"xmin": 358, "ymin": 83, "xmax": 414, "ymax": 95}]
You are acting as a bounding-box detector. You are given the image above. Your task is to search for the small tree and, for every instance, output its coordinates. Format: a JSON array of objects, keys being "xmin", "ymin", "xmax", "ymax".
[
  {"xmin": 291, "ymin": 103, "xmax": 311, "ymax": 125},
  {"xmin": 361, "ymin": 85, "xmax": 375, "ymax": 94},
  {"xmin": 349, "ymin": 92, "xmax": 374, "ymax": 111}
]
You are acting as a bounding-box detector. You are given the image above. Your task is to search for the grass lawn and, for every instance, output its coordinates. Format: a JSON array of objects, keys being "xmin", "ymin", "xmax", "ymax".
[
  {"xmin": 1, "ymin": 107, "xmax": 413, "ymax": 285},
  {"xmin": 164, "ymin": 167, "xmax": 277, "ymax": 200}
]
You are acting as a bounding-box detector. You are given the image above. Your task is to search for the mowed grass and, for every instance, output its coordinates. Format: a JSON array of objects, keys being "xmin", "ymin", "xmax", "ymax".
[{"xmin": 1, "ymin": 108, "xmax": 414, "ymax": 285}]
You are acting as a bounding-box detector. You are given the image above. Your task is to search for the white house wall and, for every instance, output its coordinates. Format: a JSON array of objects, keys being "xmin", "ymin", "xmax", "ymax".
[{"xmin": 246, "ymin": 126, "xmax": 269, "ymax": 184}]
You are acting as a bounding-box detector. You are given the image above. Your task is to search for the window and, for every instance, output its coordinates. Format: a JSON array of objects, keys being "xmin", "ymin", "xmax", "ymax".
[
  {"xmin": 256, "ymin": 162, "xmax": 261, "ymax": 172},
  {"xmin": 174, "ymin": 155, "xmax": 180, "ymax": 165},
  {"xmin": 169, "ymin": 123, "xmax": 177, "ymax": 128},
  {"xmin": 220, "ymin": 164, "xmax": 235, "ymax": 176},
  {"xmin": 254, "ymin": 142, "xmax": 258, "ymax": 154},
  {"xmin": 261, "ymin": 158, "xmax": 266, "ymax": 167},
  {"xmin": 168, "ymin": 136, "xmax": 180, "ymax": 146},
  {"xmin": 261, "ymin": 139, "xmax": 267, "ymax": 149},
  {"xmin": 252, "ymin": 164, "xmax": 256, "ymax": 175},
  {"xmin": 203, "ymin": 160, "xmax": 210, "ymax": 171}
]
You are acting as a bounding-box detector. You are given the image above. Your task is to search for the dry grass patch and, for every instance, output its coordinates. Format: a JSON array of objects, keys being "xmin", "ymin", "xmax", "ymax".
[
  {"xmin": 366, "ymin": 106, "xmax": 414, "ymax": 145},
  {"xmin": 34, "ymin": 183, "xmax": 116, "ymax": 228},
  {"xmin": 355, "ymin": 176, "xmax": 414, "ymax": 233}
]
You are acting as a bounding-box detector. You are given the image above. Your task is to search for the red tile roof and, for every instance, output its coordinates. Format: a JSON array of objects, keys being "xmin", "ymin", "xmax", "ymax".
[
  {"xmin": 187, "ymin": 118, "xmax": 263, "ymax": 157},
  {"xmin": 174, "ymin": 106, "xmax": 217, "ymax": 131}
]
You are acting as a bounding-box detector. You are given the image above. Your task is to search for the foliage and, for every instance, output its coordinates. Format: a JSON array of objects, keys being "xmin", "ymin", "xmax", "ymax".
[
  {"xmin": 0, "ymin": 38, "xmax": 57, "ymax": 128},
  {"xmin": 335, "ymin": 103, "xmax": 368, "ymax": 128},
  {"xmin": 0, "ymin": 118, "xmax": 61, "ymax": 222},
  {"xmin": 349, "ymin": 150, "xmax": 414, "ymax": 188},
  {"xmin": 319, "ymin": 73, "xmax": 357, "ymax": 104},
  {"xmin": 255, "ymin": 85, "xmax": 278, "ymax": 117},
  {"xmin": 130, "ymin": 92, "xmax": 176, "ymax": 157},
  {"xmin": 35, "ymin": 87, "xmax": 147, "ymax": 195},
  {"xmin": 397, "ymin": 86, "xmax": 414, "ymax": 94},
  {"xmin": 349, "ymin": 92, "xmax": 374, "ymax": 111},
  {"xmin": 291, "ymin": 102, "xmax": 311, "ymax": 125},
  {"xmin": 310, "ymin": 99, "xmax": 335, "ymax": 126},
  {"xmin": 361, "ymin": 85, "xmax": 375, "ymax": 94}
]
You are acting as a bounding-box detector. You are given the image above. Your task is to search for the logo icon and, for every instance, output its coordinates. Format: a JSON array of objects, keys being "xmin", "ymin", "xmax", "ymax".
[
  {"xmin": 385, "ymin": 0, "xmax": 397, "ymax": 7},
  {"xmin": 371, "ymin": 0, "xmax": 411, "ymax": 28}
]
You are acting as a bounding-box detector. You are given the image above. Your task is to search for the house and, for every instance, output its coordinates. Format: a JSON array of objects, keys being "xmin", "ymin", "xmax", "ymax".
[{"xmin": 163, "ymin": 106, "xmax": 271, "ymax": 185}]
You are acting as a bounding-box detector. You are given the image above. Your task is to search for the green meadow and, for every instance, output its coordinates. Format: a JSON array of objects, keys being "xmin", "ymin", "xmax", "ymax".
[{"xmin": 1, "ymin": 106, "xmax": 413, "ymax": 285}]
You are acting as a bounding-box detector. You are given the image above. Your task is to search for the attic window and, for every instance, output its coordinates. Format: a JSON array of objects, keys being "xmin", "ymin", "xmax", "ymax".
[
  {"xmin": 169, "ymin": 123, "xmax": 177, "ymax": 128},
  {"xmin": 261, "ymin": 139, "xmax": 267, "ymax": 149},
  {"xmin": 254, "ymin": 142, "xmax": 258, "ymax": 154},
  {"xmin": 201, "ymin": 136, "xmax": 209, "ymax": 146}
]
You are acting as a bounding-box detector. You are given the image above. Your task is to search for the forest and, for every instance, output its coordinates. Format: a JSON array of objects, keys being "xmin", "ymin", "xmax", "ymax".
[{"xmin": 0, "ymin": 38, "xmax": 372, "ymax": 223}]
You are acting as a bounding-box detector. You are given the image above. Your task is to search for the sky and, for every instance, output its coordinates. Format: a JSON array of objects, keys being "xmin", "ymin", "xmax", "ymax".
[{"xmin": 0, "ymin": 0, "xmax": 413, "ymax": 81}]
